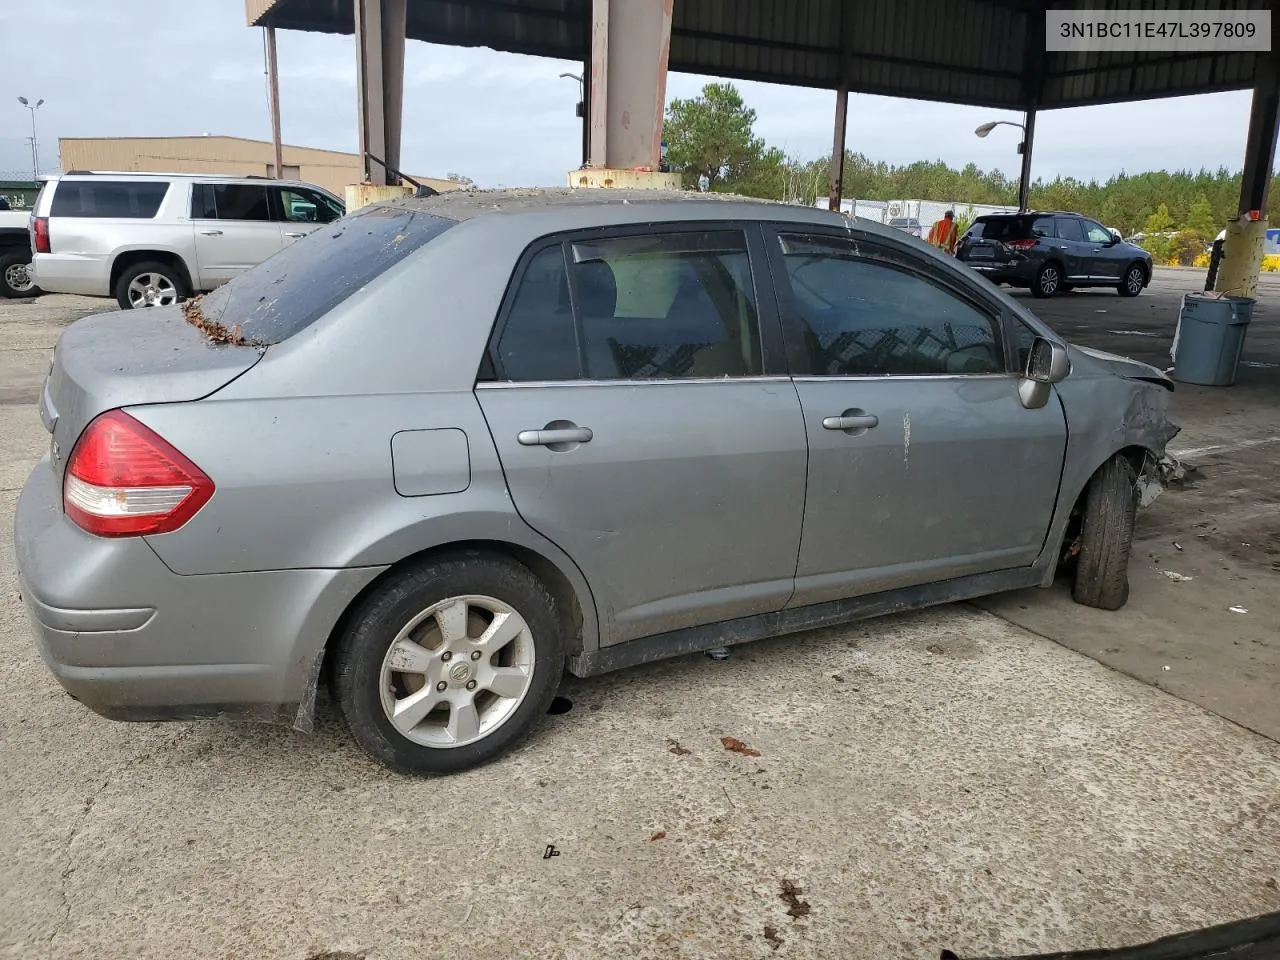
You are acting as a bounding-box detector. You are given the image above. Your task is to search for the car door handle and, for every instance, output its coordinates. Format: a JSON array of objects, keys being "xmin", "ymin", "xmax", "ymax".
[
  {"xmin": 284, "ymin": 231, "xmax": 307, "ymax": 238},
  {"xmin": 199, "ymin": 229, "xmax": 223, "ymax": 236},
  {"xmin": 822, "ymin": 414, "xmax": 879, "ymax": 431},
  {"xmin": 517, "ymin": 426, "xmax": 593, "ymax": 446}
]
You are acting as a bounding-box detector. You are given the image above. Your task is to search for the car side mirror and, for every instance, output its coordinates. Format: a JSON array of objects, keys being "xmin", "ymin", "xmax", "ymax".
[{"xmin": 1019, "ymin": 337, "xmax": 1070, "ymax": 409}]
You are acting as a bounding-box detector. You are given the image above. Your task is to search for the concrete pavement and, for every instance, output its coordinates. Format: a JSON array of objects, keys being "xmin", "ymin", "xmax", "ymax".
[{"xmin": 2, "ymin": 290, "xmax": 1279, "ymax": 960}]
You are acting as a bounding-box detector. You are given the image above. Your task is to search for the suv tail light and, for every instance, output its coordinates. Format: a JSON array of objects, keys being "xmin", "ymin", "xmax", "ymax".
[
  {"xmin": 63, "ymin": 411, "xmax": 214, "ymax": 537},
  {"xmin": 32, "ymin": 216, "xmax": 50, "ymax": 254},
  {"xmin": 1008, "ymin": 238, "xmax": 1038, "ymax": 250}
]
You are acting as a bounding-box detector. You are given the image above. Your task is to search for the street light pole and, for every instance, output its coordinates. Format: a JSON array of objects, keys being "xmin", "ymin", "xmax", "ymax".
[
  {"xmin": 975, "ymin": 118, "xmax": 1031, "ymax": 211},
  {"xmin": 559, "ymin": 72, "xmax": 586, "ymax": 168},
  {"xmin": 17, "ymin": 96, "xmax": 44, "ymax": 180}
]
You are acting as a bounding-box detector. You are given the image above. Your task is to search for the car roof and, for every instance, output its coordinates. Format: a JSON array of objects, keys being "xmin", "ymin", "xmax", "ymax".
[
  {"xmin": 379, "ymin": 187, "xmax": 902, "ymax": 237},
  {"xmin": 48, "ymin": 171, "xmax": 328, "ymax": 190}
]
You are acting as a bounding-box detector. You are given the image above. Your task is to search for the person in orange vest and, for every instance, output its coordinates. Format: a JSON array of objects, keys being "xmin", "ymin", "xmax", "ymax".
[{"xmin": 927, "ymin": 210, "xmax": 958, "ymax": 254}]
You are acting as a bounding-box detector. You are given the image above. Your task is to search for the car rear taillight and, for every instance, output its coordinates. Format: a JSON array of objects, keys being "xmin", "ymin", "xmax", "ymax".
[
  {"xmin": 32, "ymin": 216, "xmax": 50, "ymax": 254},
  {"xmin": 1008, "ymin": 238, "xmax": 1038, "ymax": 250},
  {"xmin": 63, "ymin": 410, "xmax": 214, "ymax": 537}
]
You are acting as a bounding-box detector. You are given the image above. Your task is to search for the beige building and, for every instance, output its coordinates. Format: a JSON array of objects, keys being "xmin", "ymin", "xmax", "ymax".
[{"xmin": 57, "ymin": 135, "xmax": 460, "ymax": 196}]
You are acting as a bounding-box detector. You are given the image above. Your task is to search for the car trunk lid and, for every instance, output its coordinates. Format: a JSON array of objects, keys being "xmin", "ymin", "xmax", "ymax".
[{"xmin": 41, "ymin": 306, "xmax": 264, "ymax": 484}]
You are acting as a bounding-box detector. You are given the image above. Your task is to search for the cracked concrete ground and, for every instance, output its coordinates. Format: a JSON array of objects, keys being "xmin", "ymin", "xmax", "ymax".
[{"xmin": 2, "ymin": 289, "xmax": 1279, "ymax": 960}]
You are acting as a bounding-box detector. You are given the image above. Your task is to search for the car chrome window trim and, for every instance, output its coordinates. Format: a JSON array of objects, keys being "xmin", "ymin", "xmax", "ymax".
[{"xmin": 476, "ymin": 376, "xmax": 795, "ymax": 389}]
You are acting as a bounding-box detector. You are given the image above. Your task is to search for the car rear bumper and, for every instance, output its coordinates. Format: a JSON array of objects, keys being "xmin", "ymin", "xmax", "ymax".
[
  {"xmin": 14, "ymin": 459, "xmax": 384, "ymax": 725},
  {"xmin": 961, "ymin": 259, "xmax": 1036, "ymax": 284},
  {"xmin": 29, "ymin": 253, "xmax": 111, "ymax": 297}
]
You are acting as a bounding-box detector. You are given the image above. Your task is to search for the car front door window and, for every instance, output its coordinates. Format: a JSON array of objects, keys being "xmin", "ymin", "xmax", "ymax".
[
  {"xmin": 477, "ymin": 227, "xmax": 807, "ymax": 645},
  {"xmin": 770, "ymin": 229, "xmax": 1067, "ymax": 605}
]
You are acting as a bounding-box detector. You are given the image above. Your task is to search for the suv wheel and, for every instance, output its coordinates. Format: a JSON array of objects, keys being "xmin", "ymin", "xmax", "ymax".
[
  {"xmin": 115, "ymin": 261, "xmax": 185, "ymax": 309},
  {"xmin": 0, "ymin": 250, "xmax": 39, "ymax": 298},
  {"xmin": 1117, "ymin": 263, "xmax": 1145, "ymax": 298},
  {"xmin": 332, "ymin": 552, "xmax": 566, "ymax": 774},
  {"xmin": 1032, "ymin": 262, "xmax": 1062, "ymax": 298},
  {"xmin": 1072, "ymin": 455, "xmax": 1137, "ymax": 610}
]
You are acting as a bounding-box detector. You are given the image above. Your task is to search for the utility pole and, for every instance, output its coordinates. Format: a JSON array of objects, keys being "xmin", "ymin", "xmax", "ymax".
[{"xmin": 264, "ymin": 27, "xmax": 284, "ymax": 177}]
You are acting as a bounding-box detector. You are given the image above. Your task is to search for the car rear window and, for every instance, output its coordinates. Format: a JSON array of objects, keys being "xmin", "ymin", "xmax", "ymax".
[
  {"xmin": 50, "ymin": 180, "xmax": 169, "ymax": 218},
  {"xmin": 967, "ymin": 217, "xmax": 1021, "ymax": 240},
  {"xmin": 193, "ymin": 205, "xmax": 453, "ymax": 344}
]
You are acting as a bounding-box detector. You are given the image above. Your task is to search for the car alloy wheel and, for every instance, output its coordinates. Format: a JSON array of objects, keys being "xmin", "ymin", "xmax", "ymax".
[
  {"xmin": 1126, "ymin": 266, "xmax": 1143, "ymax": 295},
  {"xmin": 377, "ymin": 594, "xmax": 536, "ymax": 749},
  {"xmin": 3, "ymin": 260, "xmax": 33, "ymax": 294},
  {"xmin": 1038, "ymin": 265, "xmax": 1060, "ymax": 296},
  {"xmin": 126, "ymin": 272, "xmax": 178, "ymax": 308}
]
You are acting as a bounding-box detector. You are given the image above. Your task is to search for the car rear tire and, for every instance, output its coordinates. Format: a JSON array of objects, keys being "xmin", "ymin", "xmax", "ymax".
[
  {"xmin": 1117, "ymin": 263, "xmax": 1146, "ymax": 298},
  {"xmin": 1032, "ymin": 262, "xmax": 1062, "ymax": 298},
  {"xmin": 0, "ymin": 250, "xmax": 39, "ymax": 298},
  {"xmin": 1072, "ymin": 455, "xmax": 1137, "ymax": 610},
  {"xmin": 114, "ymin": 261, "xmax": 185, "ymax": 309},
  {"xmin": 332, "ymin": 551, "xmax": 566, "ymax": 774}
]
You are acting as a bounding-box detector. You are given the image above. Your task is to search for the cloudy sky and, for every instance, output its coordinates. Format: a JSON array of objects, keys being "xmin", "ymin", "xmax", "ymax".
[{"xmin": 0, "ymin": 0, "xmax": 1259, "ymax": 188}]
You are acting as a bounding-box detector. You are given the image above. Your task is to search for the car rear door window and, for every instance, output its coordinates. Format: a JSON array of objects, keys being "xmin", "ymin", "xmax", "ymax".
[
  {"xmin": 492, "ymin": 229, "xmax": 763, "ymax": 382},
  {"xmin": 206, "ymin": 184, "xmax": 271, "ymax": 221},
  {"xmin": 1054, "ymin": 217, "xmax": 1085, "ymax": 242},
  {"xmin": 50, "ymin": 180, "xmax": 169, "ymax": 218},
  {"xmin": 1031, "ymin": 216, "xmax": 1056, "ymax": 238},
  {"xmin": 494, "ymin": 246, "xmax": 580, "ymax": 382},
  {"xmin": 775, "ymin": 233, "xmax": 1003, "ymax": 376}
]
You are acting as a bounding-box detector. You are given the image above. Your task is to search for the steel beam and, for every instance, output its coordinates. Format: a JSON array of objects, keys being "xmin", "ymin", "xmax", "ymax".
[
  {"xmin": 1239, "ymin": 53, "xmax": 1280, "ymax": 215},
  {"xmin": 588, "ymin": 0, "xmax": 673, "ymax": 171},
  {"xmin": 1017, "ymin": 108, "xmax": 1035, "ymax": 212},
  {"xmin": 354, "ymin": 0, "xmax": 406, "ymax": 185},
  {"xmin": 828, "ymin": 87, "xmax": 848, "ymax": 212}
]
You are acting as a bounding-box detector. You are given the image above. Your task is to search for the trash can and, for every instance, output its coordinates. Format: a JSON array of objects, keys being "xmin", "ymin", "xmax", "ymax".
[{"xmin": 1171, "ymin": 293, "xmax": 1254, "ymax": 386}]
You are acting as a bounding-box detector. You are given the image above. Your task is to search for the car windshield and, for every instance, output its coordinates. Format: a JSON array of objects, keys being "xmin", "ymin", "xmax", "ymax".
[{"xmin": 191, "ymin": 206, "xmax": 453, "ymax": 344}]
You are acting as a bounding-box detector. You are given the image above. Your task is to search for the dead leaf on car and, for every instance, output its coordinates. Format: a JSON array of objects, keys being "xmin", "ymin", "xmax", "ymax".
[
  {"xmin": 721, "ymin": 736, "xmax": 761, "ymax": 757},
  {"xmin": 763, "ymin": 925, "xmax": 783, "ymax": 950},
  {"xmin": 649, "ymin": 830, "xmax": 667, "ymax": 841},
  {"xmin": 666, "ymin": 738, "xmax": 691, "ymax": 756}
]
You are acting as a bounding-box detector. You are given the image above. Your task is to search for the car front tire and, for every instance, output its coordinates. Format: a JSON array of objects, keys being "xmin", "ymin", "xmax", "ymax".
[
  {"xmin": 1117, "ymin": 263, "xmax": 1146, "ymax": 298},
  {"xmin": 1072, "ymin": 455, "xmax": 1137, "ymax": 610},
  {"xmin": 1032, "ymin": 262, "xmax": 1062, "ymax": 298},
  {"xmin": 332, "ymin": 551, "xmax": 566, "ymax": 774}
]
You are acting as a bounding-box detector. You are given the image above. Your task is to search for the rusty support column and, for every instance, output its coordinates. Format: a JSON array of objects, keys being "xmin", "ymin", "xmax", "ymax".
[
  {"xmin": 354, "ymin": 0, "xmax": 406, "ymax": 185},
  {"xmin": 265, "ymin": 26, "xmax": 284, "ymax": 178},
  {"xmin": 584, "ymin": 0, "xmax": 675, "ymax": 178},
  {"xmin": 828, "ymin": 86, "xmax": 848, "ymax": 211}
]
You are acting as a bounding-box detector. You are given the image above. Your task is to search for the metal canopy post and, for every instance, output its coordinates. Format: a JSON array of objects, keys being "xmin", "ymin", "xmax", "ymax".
[
  {"xmin": 828, "ymin": 86, "xmax": 848, "ymax": 212},
  {"xmin": 1216, "ymin": 52, "xmax": 1280, "ymax": 298},
  {"xmin": 265, "ymin": 26, "xmax": 284, "ymax": 178},
  {"xmin": 354, "ymin": 0, "xmax": 406, "ymax": 186},
  {"xmin": 1017, "ymin": 108, "xmax": 1035, "ymax": 211}
]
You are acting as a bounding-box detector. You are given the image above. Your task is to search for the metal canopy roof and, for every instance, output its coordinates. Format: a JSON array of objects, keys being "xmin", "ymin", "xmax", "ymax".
[{"xmin": 247, "ymin": 0, "xmax": 1272, "ymax": 110}]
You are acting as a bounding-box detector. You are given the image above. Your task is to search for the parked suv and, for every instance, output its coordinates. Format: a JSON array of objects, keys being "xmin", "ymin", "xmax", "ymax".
[
  {"xmin": 28, "ymin": 172, "xmax": 345, "ymax": 309},
  {"xmin": 956, "ymin": 212, "xmax": 1152, "ymax": 298},
  {"xmin": 16, "ymin": 190, "xmax": 1178, "ymax": 774}
]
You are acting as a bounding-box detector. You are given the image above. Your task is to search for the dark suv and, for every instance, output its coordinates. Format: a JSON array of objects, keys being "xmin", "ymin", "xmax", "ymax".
[{"xmin": 956, "ymin": 212, "xmax": 1152, "ymax": 299}]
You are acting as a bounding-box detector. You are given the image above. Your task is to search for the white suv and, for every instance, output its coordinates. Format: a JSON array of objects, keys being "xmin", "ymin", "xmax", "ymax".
[{"xmin": 29, "ymin": 172, "xmax": 345, "ymax": 309}]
